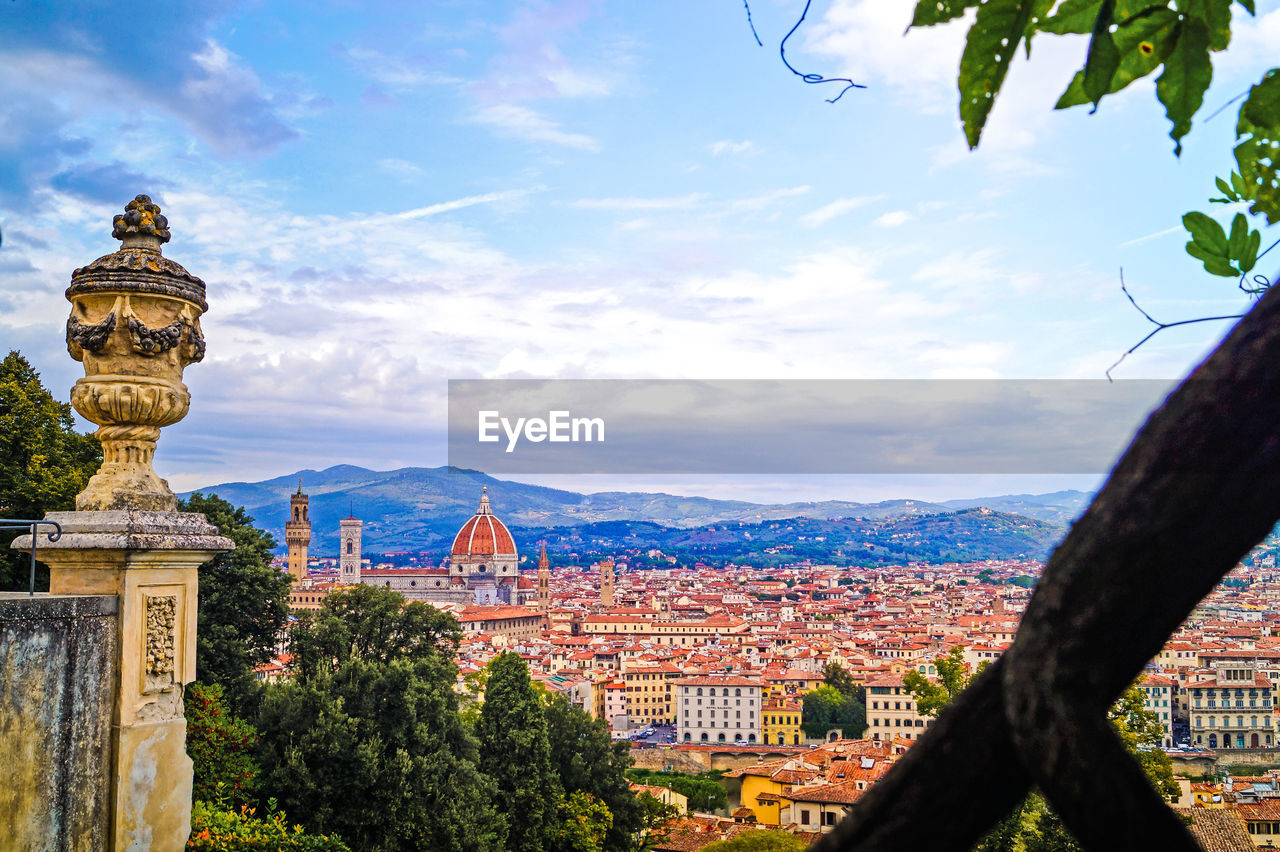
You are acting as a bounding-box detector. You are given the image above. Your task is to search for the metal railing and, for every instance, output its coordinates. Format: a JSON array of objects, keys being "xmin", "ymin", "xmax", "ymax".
[{"xmin": 1, "ymin": 519, "xmax": 63, "ymax": 595}]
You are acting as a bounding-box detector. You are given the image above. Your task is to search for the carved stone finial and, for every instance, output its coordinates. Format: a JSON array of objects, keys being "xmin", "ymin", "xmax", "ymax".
[
  {"xmin": 64, "ymin": 195, "xmax": 207, "ymax": 511},
  {"xmin": 111, "ymin": 194, "xmax": 170, "ymax": 249}
]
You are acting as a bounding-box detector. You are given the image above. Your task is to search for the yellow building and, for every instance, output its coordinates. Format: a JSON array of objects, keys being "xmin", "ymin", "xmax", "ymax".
[
  {"xmin": 761, "ymin": 697, "xmax": 803, "ymax": 747},
  {"xmin": 621, "ymin": 661, "xmax": 682, "ymax": 724},
  {"xmin": 725, "ymin": 760, "xmax": 821, "ymax": 826}
]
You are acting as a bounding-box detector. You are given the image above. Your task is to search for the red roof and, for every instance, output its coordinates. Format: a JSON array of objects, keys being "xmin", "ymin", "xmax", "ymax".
[{"xmin": 451, "ymin": 489, "xmax": 516, "ymax": 558}]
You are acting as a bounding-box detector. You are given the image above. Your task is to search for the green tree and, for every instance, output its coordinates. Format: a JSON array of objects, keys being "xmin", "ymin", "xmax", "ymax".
[
  {"xmin": 544, "ymin": 693, "xmax": 645, "ymax": 852},
  {"xmin": 1022, "ymin": 797, "xmax": 1083, "ymax": 852},
  {"xmin": 903, "ymin": 647, "xmax": 975, "ymax": 717},
  {"xmin": 1109, "ymin": 680, "xmax": 1180, "ymax": 799},
  {"xmin": 290, "ymin": 583, "xmax": 462, "ymax": 682},
  {"xmin": 556, "ymin": 791, "xmax": 614, "ymax": 852},
  {"xmin": 800, "ymin": 684, "xmax": 865, "ymax": 739},
  {"xmin": 256, "ymin": 655, "xmax": 504, "ymax": 852},
  {"xmin": 475, "ymin": 652, "xmax": 561, "ymax": 852},
  {"xmin": 700, "ymin": 831, "xmax": 808, "ymax": 851},
  {"xmin": 822, "ymin": 660, "xmax": 858, "ymax": 696},
  {"xmin": 188, "ymin": 800, "xmax": 350, "ymax": 851},
  {"xmin": 180, "ymin": 493, "xmax": 291, "ymax": 712},
  {"xmin": 185, "ymin": 682, "xmax": 260, "ymax": 806},
  {"xmin": 635, "ymin": 792, "xmax": 680, "ymax": 852},
  {"xmin": 0, "ymin": 351, "xmax": 100, "ymax": 591},
  {"xmin": 627, "ymin": 770, "xmax": 727, "ymax": 813}
]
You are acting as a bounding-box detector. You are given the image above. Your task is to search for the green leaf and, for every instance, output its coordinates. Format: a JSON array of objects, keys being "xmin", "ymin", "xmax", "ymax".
[
  {"xmin": 912, "ymin": 0, "xmax": 980, "ymax": 27},
  {"xmin": 1213, "ymin": 175, "xmax": 1243, "ymax": 202},
  {"xmin": 1186, "ymin": 241, "xmax": 1239, "ymax": 276},
  {"xmin": 1228, "ymin": 212, "xmax": 1248, "ymax": 256},
  {"xmin": 1237, "ymin": 70, "xmax": 1280, "ymax": 224},
  {"xmin": 959, "ymin": 0, "xmax": 1054, "ymax": 148},
  {"xmin": 1236, "ymin": 0, "xmax": 1255, "ymax": 14},
  {"xmin": 1056, "ymin": 8, "xmax": 1179, "ymax": 108},
  {"xmin": 1183, "ymin": 211, "xmax": 1229, "ymax": 253},
  {"xmin": 1084, "ymin": 0, "xmax": 1121, "ymax": 107},
  {"xmin": 1181, "ymin": 0, "xmax": 1233, "ymax": 51},
  {"xmin": 1242, "ymin": 68, "xmax": 1280, "ymax": 128},
  {"xmin": 1041, "ymin": 0, "xmax": 1103, "ymax": 34},
  {"xmin": 1241, "ymin": 228, "xmax": 1261, "ymax": 273},
  {"xmin": 1156, "ymin": 17, "xmax": 1213, "ymax": 154}
]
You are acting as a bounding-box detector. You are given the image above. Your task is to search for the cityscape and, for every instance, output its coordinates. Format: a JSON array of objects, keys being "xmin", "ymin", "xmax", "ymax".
[{"xmin": 2, "ymin": 1, "xmax": 1278, "ymax": 851}]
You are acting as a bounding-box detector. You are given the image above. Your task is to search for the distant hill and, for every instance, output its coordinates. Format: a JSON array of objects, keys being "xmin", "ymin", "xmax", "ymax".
[
  {"xmin": 180, "ymin": 464, "xmax": 1085, "ymax": 559},
  {"xmin": 517, "ymin": 508, "xmax": 1064, "ymax": 568}
]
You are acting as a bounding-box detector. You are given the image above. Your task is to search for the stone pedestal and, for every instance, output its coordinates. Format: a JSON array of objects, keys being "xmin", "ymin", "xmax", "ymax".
[
  {"xmin": 14, "ymin": 510, "xmax": 231, "ymax": 851},
  {"xmin": 0, "ymin": 593, "xmax": 117, "ymax": 852}
]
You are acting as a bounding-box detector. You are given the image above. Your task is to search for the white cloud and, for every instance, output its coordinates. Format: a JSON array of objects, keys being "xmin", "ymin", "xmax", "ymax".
[
  {"xmin": 572, "ymin": 193, "xmax": 708, "ymax": 210},
  {"xmin": 378, "ymin": 158, "xmax": 424, "ymax": 178},
  {"xmin": 874, "ymin": 210, "xmax": 913, "ymax": 227},
  {"xmin": 709, "ymin": 140, "xmax": 758, "ymax": 157},
  {"xmin": 471, "ymin": 104, "xmax": 600, "ymax": 151},
  {"xmin": 800, "ymin": 195, "xmax": 886, "ymax": 227}
]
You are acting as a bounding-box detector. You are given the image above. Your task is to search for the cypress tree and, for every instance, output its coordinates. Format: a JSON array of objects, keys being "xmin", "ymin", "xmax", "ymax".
[{"xmin": 475, "ymin": 652, "xmax": 561, "ymax": 852}]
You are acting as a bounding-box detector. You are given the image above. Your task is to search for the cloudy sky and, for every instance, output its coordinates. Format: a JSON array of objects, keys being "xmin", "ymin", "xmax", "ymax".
[{"xmin": 2, "ymin": 0, "xmax": 1276, "ymax": 503}]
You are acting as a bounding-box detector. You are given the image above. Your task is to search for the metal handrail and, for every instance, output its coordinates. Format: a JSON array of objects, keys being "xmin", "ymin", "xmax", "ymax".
[{"xmin": 1, "ymin": 520, "xmax": 64, "ymax": 595}]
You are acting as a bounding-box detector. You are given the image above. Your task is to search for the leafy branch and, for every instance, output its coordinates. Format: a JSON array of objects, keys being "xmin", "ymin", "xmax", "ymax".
[{"xmin": 902, "ymin": 0, "xmax": 1278, "ymax": 373}]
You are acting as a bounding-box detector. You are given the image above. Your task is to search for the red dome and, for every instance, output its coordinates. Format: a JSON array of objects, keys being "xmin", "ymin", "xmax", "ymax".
[{"xmin": 451, "ymin": 489, "xmax": 516, "ymax": 558}]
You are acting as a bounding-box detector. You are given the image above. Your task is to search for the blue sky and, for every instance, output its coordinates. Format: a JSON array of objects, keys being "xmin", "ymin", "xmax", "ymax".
[{"xmin": 2, "ymin": 0, "xmax": 1276, "ymax": 503}]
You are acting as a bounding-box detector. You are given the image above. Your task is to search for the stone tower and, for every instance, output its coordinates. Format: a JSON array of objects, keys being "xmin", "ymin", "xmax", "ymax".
[
  {"xmin": 340, "ymin": 512, "xmax": 363, "ymax": 584},
  {"xmin": 537, "ymin": 542, "xmax": 550, "ymax": 612},
  {"xmin": 285, "ymin": 481, "xmax": 310, "ymax": 584},
  {"xmin": 599, "ymin": 557, "xmax": 614, "ymax": 608}
]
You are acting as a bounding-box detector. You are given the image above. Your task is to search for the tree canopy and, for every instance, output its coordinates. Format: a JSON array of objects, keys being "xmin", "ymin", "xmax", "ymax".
[
  {"xmin": 256, "ymin": 655, "xmax": 505, "ymax": 852},
  {"xmin": 290, "ymin": 583, "xmax": 462, "ymax": 682},
  {"xmin": 801, "ymin": 683, "xmax": 865, "ymax": 739},
  {"xmin": 475, "ymin": 652, "xmax": 561, "ymax": 852},
  {"xmin": 543, "ymin": 692, "xmax": 647, "ymax": 851},
  {"xmin": 180, "ymin": 492, "xmax": 291, "ymax": 710},
  {"xmin": 903, "ymin": 647, "xmax": 976, "ymax": 717},
  {"xmin": 0, "ymin": 351, "xmax": 99, "ymax": 591}
]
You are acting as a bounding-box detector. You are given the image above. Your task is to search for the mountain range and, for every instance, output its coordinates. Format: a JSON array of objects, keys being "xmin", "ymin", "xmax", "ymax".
[{"xmin": 179, "ymin": 465, "xmax": 1087, "ymax": 561}]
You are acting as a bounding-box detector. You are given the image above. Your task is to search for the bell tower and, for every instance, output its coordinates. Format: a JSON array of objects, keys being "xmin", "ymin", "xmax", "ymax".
[
  {"xmin": 537, "ymin": 542, "xmax": 551, "ymax": 613},
  {"xmin": 285, "ymin": 480, "xmax": 310, "ymax": 584},
  {"xmin": 340, "ymin": 511, "xmax": 363, "ymax": 584},
  {"xmin": 599, "ymin": 558, "xmax": 614, "ymax": 608}
]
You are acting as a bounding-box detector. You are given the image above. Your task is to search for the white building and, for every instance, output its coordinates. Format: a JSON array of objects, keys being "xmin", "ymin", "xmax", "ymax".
[
  {"xmin": 677, "ymin": 675, "xmax": 764, "ymax": 745},
  {"xmin": 339, "ymin": 515, "xmax": 362, "ymax": 583}
]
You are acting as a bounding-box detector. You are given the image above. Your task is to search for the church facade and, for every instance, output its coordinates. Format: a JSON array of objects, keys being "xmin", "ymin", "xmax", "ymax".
[{"xmin": 354, "ymin": 488, "xmax": 535, "ymax": 606}]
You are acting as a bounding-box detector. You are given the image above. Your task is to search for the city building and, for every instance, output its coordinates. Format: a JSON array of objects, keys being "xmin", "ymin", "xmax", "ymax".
[
  {"xmin": 677, "ymin": 675, "xmax": 764, "ymax": 744},
  {"xmin": 1188, "ymin": 662, "xmax": 1275, "ymax": 750},
  {"xmin": 864, "ymin": 674, "xmax": 932, "ymax": 742}
]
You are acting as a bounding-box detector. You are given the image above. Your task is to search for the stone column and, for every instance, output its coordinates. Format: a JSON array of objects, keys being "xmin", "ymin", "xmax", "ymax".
[{"xmin": 13, "ymin": 196, "xmax": 231, "ymax": 851}]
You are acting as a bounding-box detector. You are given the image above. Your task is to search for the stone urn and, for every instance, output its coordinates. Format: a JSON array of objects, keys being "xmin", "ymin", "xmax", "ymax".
[{"xmin": 65, "ymin": 195, "xmax": 208, "ymax": 511}]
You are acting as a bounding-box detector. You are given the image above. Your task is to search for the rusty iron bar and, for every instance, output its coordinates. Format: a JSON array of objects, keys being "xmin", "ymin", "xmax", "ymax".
[
  {"xmin": 1, "ymin": 520, "xmax": 64, "ymax": 595},
  {"xmin": 815, "ymin": 281, "xmax": 1280, "ymax": 851}
]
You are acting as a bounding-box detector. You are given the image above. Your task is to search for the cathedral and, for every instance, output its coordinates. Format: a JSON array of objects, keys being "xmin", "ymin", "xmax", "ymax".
[{"xmin": 352, "ymin": 487, "xmax": 536, "ymax": 606}]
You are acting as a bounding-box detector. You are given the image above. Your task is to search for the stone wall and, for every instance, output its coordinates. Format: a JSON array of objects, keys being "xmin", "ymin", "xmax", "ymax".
[{"xmin": 0, "ymin": 593, "xmax": 118, "ymax": 852}]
